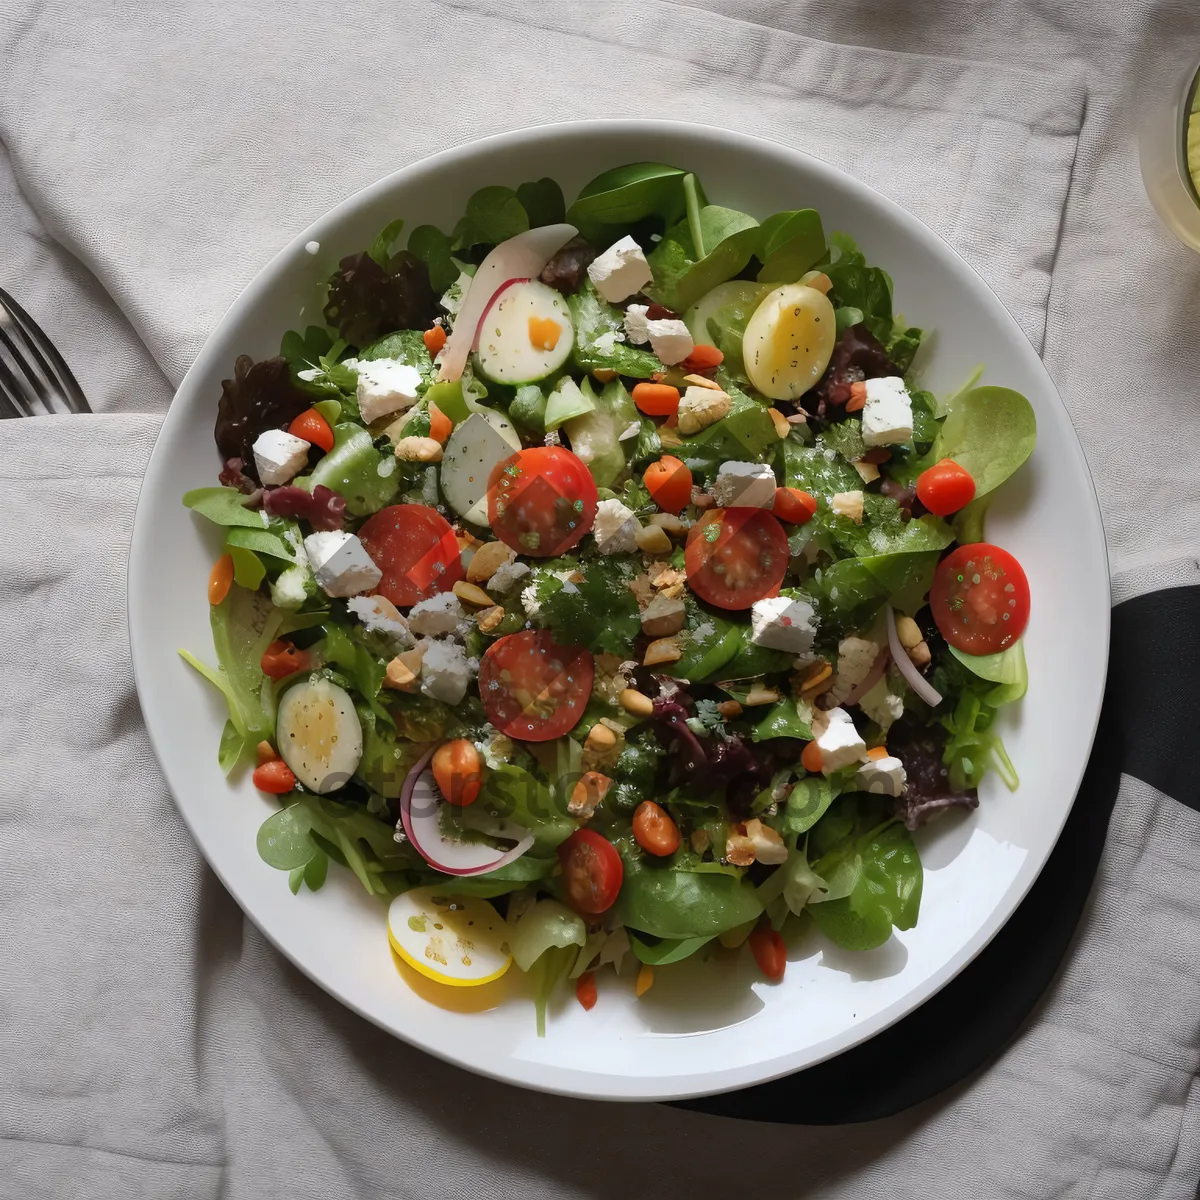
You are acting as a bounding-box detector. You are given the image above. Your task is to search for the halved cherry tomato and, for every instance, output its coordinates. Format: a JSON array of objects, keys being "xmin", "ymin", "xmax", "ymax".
[
  {"xmin": 631, "ymin": 382, "xmax": 681, "ymax": 417},
  {"xmin": 684, "ymin": 508, "xmax": 789, "ymax": 611},
  {"xmin": 930, "ymin": 542, "xmax": 1030, "ymax": 654},
  {"xmin": 427, "ymin": 402, "xmax": 452, "ymax": 444},
  {"xmin": 487, "ymin": 446, "xmax": 597, "ymax": 558},
  {"xmin": 916, "ymin": 458, "xmax": 976, "ymax": 517},
  {"xmin": 773, "ymin": 486, "xmax": 818, "ymax": 525},
  {"xmin": 680, "ymin": 344, "xmax": 724, "ymax": 373},
  {"xmin": 643, "ymin": 456, "xmax": 692, "ymax": 514},
  {"xmin": 288, "ymin": 408, "xmax": 335, "ymax": 453},
  {"xmin": 252, "ymin": 759, "xmax": 297, "ymax": 794},
  {"xmin": 632, "ymin": 800, "xmax": 681, "ymax": 857},
  {"xmin": 559, "ymin": 828, "xmax": 623, "ymax": 914},
  {"xmin": 423, "ymin": 324, "xmax": 447, "ymax": 356},
  {"xmin": 576, "ymin": 970, "xmax": 598, "ymax": 1011},
  {"xmin": 358, "ymin": 504, "xmax": 464, "ymax": 607},
  {"xmin": 208, "ymin": 553, "xmax": 234, "ymax": 605},
  {"xmin": 478, "ymin": 630, "xmax": 594, "ymax": 742},
  {"xmin": 748, "ymin": 924, "xmax": 786, "ymax": 981},
  {"xmin": 432, "ymin": 738, "xmax": 482, "ymax": 806},
  {"xmin": 260, "ymin": 639, "xmax": 312, "ymax": 681}
]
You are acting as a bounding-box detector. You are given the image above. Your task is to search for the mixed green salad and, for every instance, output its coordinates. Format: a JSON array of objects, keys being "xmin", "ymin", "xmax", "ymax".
[{"xmin": 182, "ymin": 162, "xmax": 1035, "ymax": 1030}]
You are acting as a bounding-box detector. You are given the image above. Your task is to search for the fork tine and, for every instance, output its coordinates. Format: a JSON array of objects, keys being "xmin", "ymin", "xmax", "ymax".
[
  {"xmin": 0, "ymin": 321, "xmax": 56, "ymax": 413},
  {"xmin": 0, "ymin": 351, "xmax": 37, "ymax": 416},
  {"xmin": 0, "ymin": 287, "xmax": 91, "ymax": 413},
  {"xmin": 0, "ymin": 376, "xmax": 25, "ymax": 419}
]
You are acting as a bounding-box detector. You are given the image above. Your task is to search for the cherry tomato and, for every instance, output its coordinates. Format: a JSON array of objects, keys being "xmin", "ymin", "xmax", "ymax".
[
  {"xmin": 916, "ymin": 458, "xmax": 976, "ymax": 517},
  {"xmin": 643, "ymin": 456, "xmax": 692, "ymax": 514},
  {"xmin": 208, "ymin": 553, "xmax": 234, "ymax": 605},
  {"xmin": 748, "ymin": 924, "xmax": 786, "ymax": 981},
  {"xmin": 773, "ymin": 487, "xmax": 817, "ymax": 525},
  {"xmin": 358, "ymin": 504, "xmax": 464, "ymax": 607},
  {"xmin": 632, "ymin": 800, "xmax": 681, "ymax": 857},
  {"xmin": 478, "ymin": 630, "xmax": 594, "ymax": 742},
  {"xmin": 931, "ymin": 542, "xmax": 1030, "ymax": 654},
  {"xmin": 252, "ymin": 759, "xmax": 297, "ymax": 794},
  {"xmin": 559, "ymin": 828, "xmax": 623, "ymax": 915},
  {"xmin": 487, "ymin": 446, "xmax": 597, "ymax": 558},
  {"xmin": 288, "ymin": 408, "xmax": 335, "ymax": 453},
  {"xmin": 260, "ymin": 639, "xmax": 311, "ymax": 681},
  {"xmin": 431, "ymin": 738, "xmax": 483, "ymax": 806},
  {"xmin": 576, "ymin": 971, "xmax": 598, "ymax": 1011},
  {"xmin": 684, "ymin": 508, "xmax": 789, "ymax": 611}
]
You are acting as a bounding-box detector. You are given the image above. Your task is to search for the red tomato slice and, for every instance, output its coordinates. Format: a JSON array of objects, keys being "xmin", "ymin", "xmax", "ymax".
[
  {"xmin": 478, "ymin": 630, "xmax": 594, "ymax": 742},
  {"xmin": 559, "ymin": 829, "xmax": 623, "ymax": 915},
  {"xmin": 358, "ymin": 504, "xmax": 464, "ymax": 607},
  {"xmin": 487, "ymin": 446, "xmax": 597, "ymax": 558},
  {"xmin": 930, "ymin": 542, "xmax": 1030, "ymax": 654},
  {"xmin": 684, "ymin": 508, "xmax": 789, "ymax": 611}
]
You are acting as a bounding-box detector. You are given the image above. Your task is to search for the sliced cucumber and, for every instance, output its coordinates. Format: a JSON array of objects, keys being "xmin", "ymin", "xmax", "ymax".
[
  {"xmin": 440, "ymin": 409, "xmax": 521, "ymax": 525},
  {"xmin": 544, "ymin": 377, "xmax": 595, "ymax": 431},
  {"xmin": 684, "ymin": 280, "xmax": 774, "ymax": 347},
  {"xmin": 475, "ymin": 279, "xmax": 574, "ymax": 385}
]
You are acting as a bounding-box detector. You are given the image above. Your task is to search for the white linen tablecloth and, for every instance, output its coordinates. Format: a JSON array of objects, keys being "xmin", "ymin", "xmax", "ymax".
[{"xmin": 1, "ymin": 2, "xmax": 1199, "ymax": 1197}]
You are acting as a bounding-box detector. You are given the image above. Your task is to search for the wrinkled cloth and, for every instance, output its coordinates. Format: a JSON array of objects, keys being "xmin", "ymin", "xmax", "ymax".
[{"xmin": 1, "ymin": 2, "xmax": 1199, "ymax": 1198}]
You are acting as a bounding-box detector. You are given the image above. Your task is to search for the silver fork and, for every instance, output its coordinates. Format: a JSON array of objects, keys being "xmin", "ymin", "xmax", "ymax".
[{"xmin": 0, "ymin": 287, "xmax": 91, "ymax": 416}]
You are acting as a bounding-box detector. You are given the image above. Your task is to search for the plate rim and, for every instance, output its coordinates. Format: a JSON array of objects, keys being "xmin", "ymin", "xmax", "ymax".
[{"xmin": 128, "ymin": 117, "xmax": 1110, "ymax": 1101}]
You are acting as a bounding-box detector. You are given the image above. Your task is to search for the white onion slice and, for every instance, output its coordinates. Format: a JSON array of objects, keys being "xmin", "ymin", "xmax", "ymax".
[
  {"xmin": 399, "ymin": 750, "xmax": 535, "ymax": 876},
  {"xmin": 436, "ymin": 223, "xmax": 577, "ymax": 383},
  {"xmin": 886, "ymin": 605, "xmax": 943, "ymax": 707}
]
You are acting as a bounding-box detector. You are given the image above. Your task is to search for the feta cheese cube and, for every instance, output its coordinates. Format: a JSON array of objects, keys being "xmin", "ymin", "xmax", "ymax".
[
  {"xmin": 346, "ymin": 595, "xmax": 412, "ymax": 644},
  {"xmin": 750, "ymin": 595, "xmax": 816, "ymax": 654},
  {"xmin": 830, "ymin": 635, "xmax": 882, "ymax": 703},
  {"xmin": 406, "ymin": 591, "xmax": 465, "ymax": 637},
  {"xmin": 592, "ymin": 498, "xmax": 641, "ymax": 555},
  {"xmin": 592, "ymin": 331, "xmax": 618, "ymax": 357},
  {"xmin": 811, "ymin": 706, "xmax": 867, "ymax": 774},
  {"xmin": 859, "ymin": 677, "xmax": 904, "ymax": 729},
  {"xmin": 623, "ymin": 303, "xmax": 651, "ymax": 345},
  {"xmin": 487, "ymin": 559, "xmax": 531, "ymax": 595},
  {"xmin": 831, "ymin": 490, "xmax": 864, "ymax": 523},
  {"xmin": 520, "ymin": 580, "xmax": 541, "ymax": 618},
  {"xmin": 646, "ymin": 318, "xmax": 694, "ymax": 366},
  {"xmin": 303, "ymin": 532, "xmax": 382, "ymax": 598},
  {"xmin": 861, "ymin": 376, "xmax": 914, "ymax": 446},
  {"xmin": 587, "ymin": 235, "xmax": 653, "ymax": 304},
  {"xmin": 676, "ymin": 385, "xmax": 731, "ymax": 435},
  {"xmin": 856, "ymin": 755, "xmax": 907, "ymax": 797},
  {"xmin": 420, "ymin": 639, "xmax": 474, "ymax": 704},
  {"xmin": 356, "ymin": 358, "xmax": 423, "ymax": 424},
  {"xmin": 252, "ymin": 429, "xmax": 310, "ymax": 486},
  {"xmin": 712, "ymin": 461, "xmax": 778, "ymax": 509}
]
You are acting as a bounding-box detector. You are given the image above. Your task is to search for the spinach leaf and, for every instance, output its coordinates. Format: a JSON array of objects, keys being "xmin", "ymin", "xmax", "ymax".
[
  {"xmin": 779, "ymin": 775, "xmax": 838, "ymax": 836},
  {"xmin": 933, "ymin": 385, "xmax": 1036, "ymax": 498},
  {"xmin": 368, "ymin": 218, "xmax": 407, "ymax": 268},
  {"xmin": 628, "ymin": 931, "xmax": 714, "ymax": 965},
  {"xmin": 225, "ymin": 525, "xmax": 295, "ymax": 563},
  {"xmin": 359, "ymin": 328, "xmax": 434, "ymax": 379},
  {"xmin": 677, "ymin": 378, "xmax": 776, "ymax": 480},
  {"xmin": 567, "ymin": 280, "xmax": 662, "ymax": 378},
  {"xmin": 755, "ymin": 209, "xmax": 827, "ymax": 283},
  {"xmin": 949, "ymin": 639, "xmax": 1028, "ymax": 703},
  {"xmin": 516, "ymin": 177, "xmax": 566, "ymax": 228},
  {"xmin": 824, "ymin": 232, "xmax": 895, "ymax": 342},
  {"xmin": 748, "ymin": 695, "xmax": 813, "ymax": 742},
  {"xmin": 479, "ymin": 764, "xmax": 576, "ymax": 850},
  {"xmin": 319, "ymin": 623, "xmax": 393, "ymax": 729},
  {"xmin": 257, "ymin": 803, "xmax": 317, "ymax": 870},
  {"xmin": 814, "ymin": 550, "xmax": 940, "ymax": 622},
  {"xmin": 452, "ymin": 185, "xmax": 529, "ymax": 251},
  {"xmin": 821, "ymin": 418, "xmax": 866, "ymax": 464},
  {"xmin": 566, "ymin": 163, "xmax": 691, "ymax": 241},
  {"xmin": 407, "ymin": 225, "xmax": 458, "ymax": 294},
  {"xmin": 509, "ymin": 899, "xmax": 587, "ymax": 972},
  {"xmin": 357, "ymin": 709, "xmax": 428, "ymax": 798},
  {"xmin": 280, "ymin": 325, "xmax": 340, "ymax": 397},
  {"xmin": 227, "ymin": 545, "xmax": 265, "ymax": 590},
  {"xmin": 647, "ymin": 205, "xmax": 761, "ymax": 314},
  {"xmin": 217, "ymin": 719, "xmax": 248, "ymax": 775},
  {"xmin": 951, "ymin": 493, "xmax": 991, "ymax": 545},
  {"xmin": 183, "ymin": 486, "xmax": 272, "ymax": 529}
]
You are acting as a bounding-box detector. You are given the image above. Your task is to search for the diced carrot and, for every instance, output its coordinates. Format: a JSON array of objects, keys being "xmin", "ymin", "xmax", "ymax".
[
  {"xmin": 527, "ymin": 315, "xmax": 562, "ymax": 351},
  {"xmin": 423, "ymin": 324, "xmax": 447, "ymax": 355},
  {"xmin": 800, "ymin": 740, "xmax": 824, "ymax": 773},
  {"xmin": 681, "ymin": 344, "xmax": 723, "ymax": 372},
  {"xmin": 635, "ymin": 964, "xmax": 654, "ymax": 997},
  {"xmin": 846, "ymin": 381, "xmax": 868, "ymax": 412},
  {"xmin": 866, "ymin": 745, "xmax": 889, "ymax": 761},
  {"xmin": 576, "ymin": 971, "xmax": 598, "ymax": 1011},
  {"xmin": 256, "ymin": 741, "xmax": 278, "ymax": 765},
  {"xmin": 632, "ymin": 382, "xmax": 681, "ymax": 417},
  {"xmin": 428, "ymin": 402, "xmax": 452, "ymax": 444},
  {"xmin": 208, "ymin": 554, "xmax": 234, "ymax": 605}
]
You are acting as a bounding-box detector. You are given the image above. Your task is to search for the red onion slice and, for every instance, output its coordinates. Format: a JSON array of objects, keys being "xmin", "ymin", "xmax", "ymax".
[
  {"xmin": 471, "ymin": 277, "xmax": 526, "ymax": 351},
  {"xmin": 399, "ymin": 750, "xmax": 535, "ymax": 876},
  {"xmin": 886, "ymin": 606, "xmax": 943, "ymax": 708},
  {"xmin": 437, "ymin": 223, "xmax": 577, "ymax": 383}
]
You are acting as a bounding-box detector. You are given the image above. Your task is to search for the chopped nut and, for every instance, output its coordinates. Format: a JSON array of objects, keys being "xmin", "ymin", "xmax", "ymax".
[
  {"xmin": 475, "ymin": 604, "xmax": 505, "ymax": 633},
  {"xmin": 660, "ymin": 581, "xmax": 685, "ymax": 600},
  {"xmin": 627, "ymin": 572, "xmax": 654, "ymax": 610},
  {"xmin": 643, "ymin": 635, "xmax": 683, "ymax": 666},
  {"xmin": 384, "ymin": 646, "xmax": 426, "ymax": 692},
  {"xmin": 676, "ymin": 385, "xmax": 731, "ymax": 435},
  {"xmin": 592, "ymin": 368, "xmax": 619, "ymax": 382},
  {"xmin": 635, "ymin": 964, "xmax": 654, "ymax": 997},
  {"xmin": 690, "ymin": 828, "xmax": 712, "ymax": 855},
  {"xmin": 853, "ymin": 460, "xmax": 881, "ymax": 484},
  {"xmin": 794, "ymin": 660, "xmax": 833, "ymax": 700},
  {"xmin": 452, "ymin": 580, "xmax": 493, "ymax": 607},
  {"xmin": 256, "ymin": 740, "xmax": 277, "ymax": 765},
  {"xmin": 635, "ymin": 524, "xmax": 673, "ymax": 556},
  {"xmin": 830, "ymin": 490, "xmax": 865, "ymax": 523},
  {"xmin": 647, "ymin": 562, "xmax": 686, "ymax": 591},
  {"xmin": 393, "ymin": 436, "xmax": 443, "ymax": 462},
  {"xmin": 568, "ymin": 771, "xmax": 613, "ymax": 819},
  {"xmin": 658, "ymin": 424, "xmax": 683, "ymax": 449},
  {"xmin": 908, "ymin": 640, "xmax": 932, "ymax": 668},
  {"xmin": 465, "ymin": 539, "xmax": 515, "ymax": 583},
  {"xmin": 787, "ymin": 412, "xmax": 808, "ymax": 425},
  {"xmin": 725, "ymin": 831, "xmax": 756, "ymax": 866},
  {"xmin": 649, "ymin": 512, "xmax": 689, "ymax": 536},
  {"xmin": 768, "ymin": 408, "xmax": 791, "ymax": 439},
  {"xmin": 744, "ymin": 818, "xmax": 787, "ymax": 865},
  {"xmin": 682, "ymin": 372, "xmax": 724, "ymax": 391},
  {"xmin": 690, "ymin": 486, "xmax": 713, "ymax": 508},
  {"xmin": 640, "ymin": 594, "xmax": 686, "ymax": 638},
  {"xmin": 585, "ymin": 723, "xmax": 617, "ymax": 751},
  {"xmin": 743, "ymin": 685, "xmax": 781, "ymax": 707},
  {"xmin": 895, "ymin": 614, "xmax": 923, "ymax": 649},
  {"xmin": 716, "ymin": 699, "xmax": 743, "ymax": 719},
  {"xmin": 619, "ymin": 688, "xmax": 655, "ymax": 718}
]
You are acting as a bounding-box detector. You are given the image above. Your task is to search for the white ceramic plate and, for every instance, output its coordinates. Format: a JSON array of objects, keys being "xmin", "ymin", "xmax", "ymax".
[{"xmin": 128, "ymin": 120, "xmax": 1108, "ymax": 1101}]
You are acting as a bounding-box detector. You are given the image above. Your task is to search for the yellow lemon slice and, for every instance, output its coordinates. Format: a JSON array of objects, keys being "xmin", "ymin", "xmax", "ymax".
[{"xmin": 386, "ymin": 887, "xmax": 511, "ymax": 987}]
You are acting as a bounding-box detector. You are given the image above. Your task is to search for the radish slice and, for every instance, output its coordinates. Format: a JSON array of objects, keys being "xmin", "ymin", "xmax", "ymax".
[
  {"xmin": 471, "ymin": 278, "xmax": 526, "ymax": 351},
  {"xmin": 842, "ymin": 646, "xmax": 890, "ymax": 707},
  {"xmin": 886, "ymin": 606, "xmax": 943, "ymax": 707},
  {"xmin": 399, "ymin": 750, "xmax": 535, "ymax": 875},
  {"xmin": 437, "ymin": 223, "xmax": 577, "ymax": 383}
]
